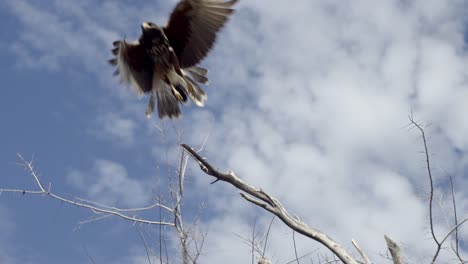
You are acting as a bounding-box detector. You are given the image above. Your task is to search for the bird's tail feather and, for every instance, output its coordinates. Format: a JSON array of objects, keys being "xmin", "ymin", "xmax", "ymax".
[
  {"xmin": 188, "ymin": 66, "xmax": 208, "ymax": 75},
  {"xmin": 185, "ymin": 66, "xmax": 209, "ymax": 84},
  {"xmin": 177, "ymin": 66, "xmax": 208, "ymax": 107},
  {"xmin": 169, "ymin": 68, "xmax": 207, "ymax": 107},
  {"xmin": 184, "ymin": 77, "xmax": 207, "ymax": 107},
  {"xmin": 151, "ymin": 85, "xmax": 181, "ymax": 119}
]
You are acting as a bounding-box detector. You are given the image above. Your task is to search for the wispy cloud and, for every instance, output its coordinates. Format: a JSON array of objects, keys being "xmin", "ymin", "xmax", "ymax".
[
  {"xmin": 93, "ymin": 112, "xmax": 137, "ymax": 145},
  {"xmin": 4, "ymin": 1, "xmax": 113, "ymax": 72},
  {"xmin": 67, "ymin": 160, "xmax": 151, "ymax": 207}
]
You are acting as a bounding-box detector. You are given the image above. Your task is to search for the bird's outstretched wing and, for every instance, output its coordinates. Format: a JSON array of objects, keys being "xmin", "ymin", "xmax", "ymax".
[
  {"xmin": 109, "ymin": 40, "xmax": 154, "ymax": 95},
  {"xmin": 109, "ymin": 41, "xmax": 182, "ymax": 119},
  {"xmin": 163, "ymin": 0, "xmax": 238, "ymax": 68}
]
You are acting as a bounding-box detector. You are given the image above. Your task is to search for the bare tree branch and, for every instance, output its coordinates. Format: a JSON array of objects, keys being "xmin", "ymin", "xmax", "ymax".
[
  {"xmin": 438, "ymin": 218, "xmax": 468, "ymax": 254},
  {"xmin": 81, "ymin": 243, "xmax": 97, "ymax": 264},
  {"xmin": 136, "ymin": 226, "xmax": 153, "ymax": 264},
  {"xmin": 449, "ymin": 176, "xmax": 464, "ymax": 263},
  {"xmin": 173, "ymin": 148, "xmax": 189, "ymax": 264},
  {"xmin": 1, "ymin": 155, "xmax": 174, "ymax": 227},
  {"xmin": 252, "ymin": 219, "xmax": 257, "ymax": 264},
  {"xmin": 173, "ymin": 136, "xmax": 210, "ymax": 264},
  {"xmin": 159, "ymin": 195, "xmax": 164, "ymax": 264},
  {"xmin": 352, "ymin": 239, "xmax": 371, "ymax": 264},
  {"xmin": 233, "ymin": 218, "xmax": 278, "ymax": 263},
  {"xmin": 181, "ymin": 144, "xmax": 359, "ymax": 264},
  {"xmin": 384, "ymin": 235, "xmax": 403, "ymax": 264},
  {"xmin": 292, "ymin": 231, "xmax": 300, "ymax": 264},
  {"xmin": 73, "ymin": 197, "xmax": 173, "ymax": 214},
  {"xmin": 262, "ymin": 216, "xmax": 275, "ymax": 258},
  {"xmin": 192, "ymin": 229, "xmax": 207, "ymax": 263},
  {"xmin": 409, "ymin": 115, "xmax": 468, "ymax": 263},
  {"xmin": 408, "ymin": 116, "xmax": 439, "ymax": 248}
]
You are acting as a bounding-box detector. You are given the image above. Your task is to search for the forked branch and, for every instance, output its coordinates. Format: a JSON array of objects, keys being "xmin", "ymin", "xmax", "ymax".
[
  {"xmin": 409, "ymin": 115, "xmax": 467, "ymax": 263},
  {"xmin": 0, "ymin": 154, "xmax": 174, "ymax": 227},
  {"xmin": 181, "ymin": 144, "xmax": 358, "ymax": 264}
]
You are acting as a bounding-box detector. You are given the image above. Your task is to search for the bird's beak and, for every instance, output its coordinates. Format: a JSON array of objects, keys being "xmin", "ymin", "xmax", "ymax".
[{"xmin": 141, "ymin": 22, "xmax": 150, "ymax": 31}]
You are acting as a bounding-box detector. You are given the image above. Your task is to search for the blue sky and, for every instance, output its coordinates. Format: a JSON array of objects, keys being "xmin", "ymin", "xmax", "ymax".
[{"xmin": 1, "ymin": 0, "xmax": 468, "ymax": 263}]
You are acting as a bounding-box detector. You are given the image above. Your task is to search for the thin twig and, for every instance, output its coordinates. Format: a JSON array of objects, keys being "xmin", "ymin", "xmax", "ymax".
[
  {"xmin": 351, "ymin": 239, "xmax": 371, "ymax": 264},
  {"xmin": 136, "ymin": 226, "xmax": 153, "ymax": 264},
  {"xmin": 233, "ymin": 232, "xmax": 265, "ymax": 259},
  {"xmin": 173, "ymin": 148, "xmax": 187, "ymax": 262},
  {"xmin": 159, "ymin": 194, "xmax": 164, "ymax": 264},
  {"xmin": 77, "ymin": 214, "xmax": 113, "ymax": 226},
  {"xmin": 284, "ymin": 250, "xmax": 318, "ymax": 264},
  {"xmin": 74, "ymin": 197, "xmax": 173, "ymax": 213},
  {"xmin": 5, "ymin": 156, "xmax": 174, "ymax": 227},
  {"xmin": 262, "ymin": 216, "xmax": 275, "ymax": 257},
  {"xmin": 81, "ymin": 243, "xmax": 97, "ymax": 264},
  {"xmin": 192, "ymin": 230, "xmax": 207, "ymax": 263},
  {"xmin": 252, "ymin": 219, "xmax": 257, "ymax": 264},
  {"xmin": 164, "ymin": 227, "xmax": 169, "ymax": 264},
  {"xmin": 438, "ymin": 218, "xmax": 468, "ymax": 252},
  {"xmin": 449, "ymin": 176, "xmax": 464, "ymax": 263},
  {"xmin": 408, "ymin": 115, "xmax": 443, "ymax": 264},
  {"xmin": 293, "ymin": 231, "xmax": 300, "ymax": 264}
]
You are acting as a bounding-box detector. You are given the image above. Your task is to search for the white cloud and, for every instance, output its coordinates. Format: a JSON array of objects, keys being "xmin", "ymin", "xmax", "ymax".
[
  {"xmin": 94, "ymin": 112, "xmax": 137, "ymax": 145},
  {"xmin": 67, "ymin": 160, "xmax": 151, "ymax": 207},
  {"xmin": 5, "ymin": 0, "xmax": 468, "ymax": 262},
  {"xmin": 183, "ymin": 0, "xmax": 468, "ymax": 262}
]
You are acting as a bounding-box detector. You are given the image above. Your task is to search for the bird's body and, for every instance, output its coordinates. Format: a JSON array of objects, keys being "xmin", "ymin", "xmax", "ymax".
[{"xmin": 109, "ymin": 0, "xmax": 239, "ymax": 118}]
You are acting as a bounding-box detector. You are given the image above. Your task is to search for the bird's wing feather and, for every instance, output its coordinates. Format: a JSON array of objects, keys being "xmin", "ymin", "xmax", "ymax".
[
  {"xmin": 163, "ymin": 0, "xmax": 238, "ymax": 68},
  {"xmin": 109, "ymin": 40, "xmax": 154, "ymax": 94}
]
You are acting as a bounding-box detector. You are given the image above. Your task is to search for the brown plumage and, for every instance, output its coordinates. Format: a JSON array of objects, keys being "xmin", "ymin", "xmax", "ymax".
[{"xmin": 109, "ymin": 0, "xmax": 239, "ymax": 119}]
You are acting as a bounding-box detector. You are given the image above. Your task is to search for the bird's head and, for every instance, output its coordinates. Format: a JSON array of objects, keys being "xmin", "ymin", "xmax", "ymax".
[{"xmin": 140, "ymin": 22, "xmax": 166, "ymax": 45}]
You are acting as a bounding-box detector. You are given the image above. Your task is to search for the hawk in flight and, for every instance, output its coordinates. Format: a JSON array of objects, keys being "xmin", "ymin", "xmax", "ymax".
[{"xmin": 109, "ymin": 0, "xmax": 239, "ymax": 118}]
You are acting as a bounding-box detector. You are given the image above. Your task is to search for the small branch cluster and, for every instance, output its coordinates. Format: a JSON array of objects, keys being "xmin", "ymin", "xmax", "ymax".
[
  {"xmin": 408, "ymin": 115, "xmax": 467, "ymax": 263},
  {"xmin": 170, "ymin": 146, "xmax": 207, "ymax": 264},
  {"xmin": 1, "ymin": 126, "xmax": 210, "ymax": 264},
  {"xmin": 0, "ymin": 154, "xmax": 174, "ymax": 227},
  {"xmin": 182, "ymin": 119, "xmax": 468, "ymax": 264}
]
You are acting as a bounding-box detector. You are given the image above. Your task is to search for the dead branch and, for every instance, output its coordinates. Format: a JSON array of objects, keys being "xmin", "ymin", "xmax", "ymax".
[
  {"xmin": 181, "ymin": 144, "xmax": 359, "ymax": 264},
  {"xmin": 384, "ymin": 235, "xmax": 403, "ymax": 264},
  {"xmin": 351, "ymin": 239, "xmax": 371, "ymax": 264},
  {"xmin": 449, "ymin": 176, "xmax": 465, "ymax": 263},
  {"xmin": 172, "ymin": 136, "xmax": 210, "ymax": 264},
  {"xmin": 136, "ymin": 226, "xmax": 153, "ymax": 264},
  {"xmin": 408, "ymin": 116, "xmax": 439, "ymax": 248},
  {"xmin": 292, "ymin": 231, "xmax": 300, "ymax": 264},
  {"xmin": 1, "ymin": 154, "xmax": 174, "ymax": 227},
  {"xmin": 252, "ymin": 220, "xmax": 257, "ymax": 264},
  {"xmin": 409, "ymin": 115, "xmax": 467, "ymax": 263},
  {"xmin": 262, "ymin": 216, "xmax": 275, "ymax": 258}
]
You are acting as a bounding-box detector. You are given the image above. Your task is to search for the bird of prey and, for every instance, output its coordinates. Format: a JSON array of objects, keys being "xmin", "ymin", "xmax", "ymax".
[{"xmin": 109, "ymin": 0, "xmax": 239, "ymax": 119}]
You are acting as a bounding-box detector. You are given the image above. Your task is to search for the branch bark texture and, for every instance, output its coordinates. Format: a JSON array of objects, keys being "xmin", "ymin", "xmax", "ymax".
[{"xmin": 181, "ymin": 144, "xmax": 358, "ymax": 264}]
